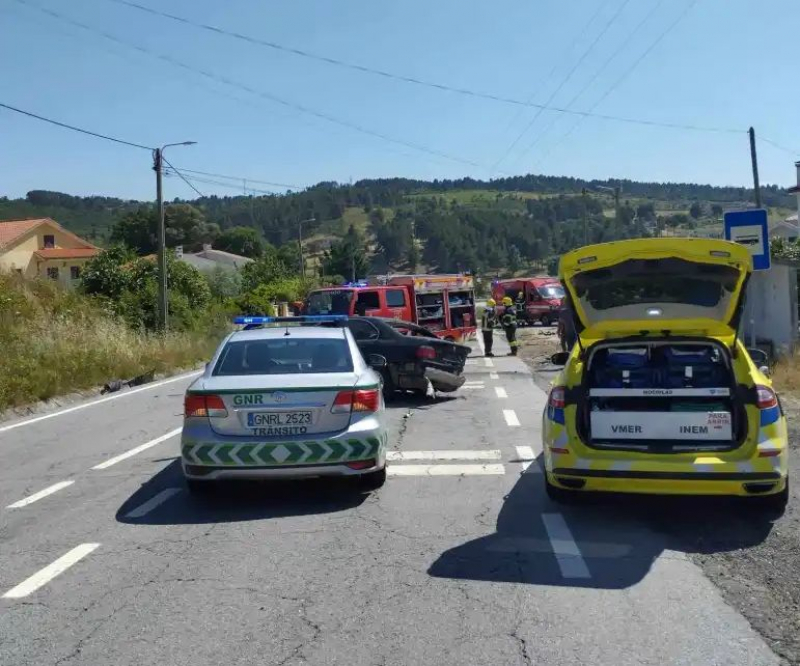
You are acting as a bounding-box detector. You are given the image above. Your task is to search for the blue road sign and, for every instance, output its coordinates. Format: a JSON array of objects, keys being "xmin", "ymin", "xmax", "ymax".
[{"xmin": 723, "ymin": 208, "xmax": 770, "ymax": 271}]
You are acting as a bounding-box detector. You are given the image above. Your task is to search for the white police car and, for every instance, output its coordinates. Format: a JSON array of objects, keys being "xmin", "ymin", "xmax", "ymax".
[{"xmin": 181, "ymin": 316, "xmax": 388, "ymax": 492}]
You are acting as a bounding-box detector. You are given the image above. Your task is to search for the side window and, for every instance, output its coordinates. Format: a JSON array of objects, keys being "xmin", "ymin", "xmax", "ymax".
[
  {"xmin": 355, "ymin": 291, "xmax": 381, "ymax": 314},
  {"xmin": 348, "ymin": 320, "xmax": 380, "ymax": 341},
  {"xmin": 70, "ymin": 266, "xmax": 81, "ymax": 280},
  {"xmin": 386, "ymin": 289, "xmax": 406, "ymax": 308},
  {"xmin": 43, "ymin": 234, "xmax": 55, "ymax": 249},
  {"xmin": 46, "ymin": 267, "xmax": 59, "ymax": 280}
]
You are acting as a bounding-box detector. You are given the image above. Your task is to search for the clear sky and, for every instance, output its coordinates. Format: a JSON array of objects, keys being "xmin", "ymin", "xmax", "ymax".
[{"xmin": 1, "ymin": 0, "xmax": 798, "ymax": 201}]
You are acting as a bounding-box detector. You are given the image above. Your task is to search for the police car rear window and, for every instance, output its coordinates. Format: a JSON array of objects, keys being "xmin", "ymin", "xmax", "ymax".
[{"xmin": 214, "ymin": 339, "xmax": 353, "ymax": 376}]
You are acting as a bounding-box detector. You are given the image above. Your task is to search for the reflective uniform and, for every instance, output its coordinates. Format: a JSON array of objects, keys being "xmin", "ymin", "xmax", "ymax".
[
  {"xmin": 501, "ymin": 308, "xmax": 519, "ymax": 356},
  {"xmin": 481, "ymin": 307, "xmax": 496, "ymax": 357}
]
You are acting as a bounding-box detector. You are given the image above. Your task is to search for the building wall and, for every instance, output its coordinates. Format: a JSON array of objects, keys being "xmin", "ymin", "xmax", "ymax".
[
  {"xmin": 742, "ymin": 263, "xmax": 798, "ymax": 356},
  {"xmin": 36, "ymin": 258, "xmax": 92, "ymax": 288},
  {"xmin": 0, "ymin": 224, "xmax": 95, "ymax": 282}
]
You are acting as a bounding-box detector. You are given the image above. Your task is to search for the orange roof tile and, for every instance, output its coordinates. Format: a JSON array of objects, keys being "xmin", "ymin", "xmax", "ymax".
[
  {"xmin": 34, "ymin": 248, "xmax": 101, "ymax": 260},
  {"xmin": 0, "ymin": 219, "xmax": 48, "ymax": 247}
]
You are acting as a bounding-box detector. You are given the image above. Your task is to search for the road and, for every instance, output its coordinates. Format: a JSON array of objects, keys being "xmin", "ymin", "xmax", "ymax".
[{"xmin": 0, "ymin": 336, "xmax": 783, "ymax": 666}]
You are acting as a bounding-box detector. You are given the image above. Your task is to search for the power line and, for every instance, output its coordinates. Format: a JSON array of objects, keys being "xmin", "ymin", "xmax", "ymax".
[
  {"xmin": 164, "ymin": 170, "xmax": 282, "ymax": 196},
  {"xmin": 517, "ymin": 0, "xmax": 666, "ymax": 164},
  {"xmin": 0, "ymin": 101, "xmax": 153, "ymax": 150},
  {"xmin": 17, "ymin": 0, "xmax": 485, "ymax": 171},
  {"xmin": 491, "ymin": 0, "xmax": 634, "ymax": 171},
  {"xmin": 761, "ymin": 136, "xmax": 800, "ymax": 158},
  {"xmin": 161, "ymin": 158, "xmax": 205, "ymax": 197},
  {"xmin": 169, "ymin": 167, "xmax": 301, "ymax": 191},
  {"xmin": 81, "ymin": 0, "xmax": 742, "ymax": 136},
  {"xmin": 530, "ymin": 0, "xmax": 705, "ymax": 170}
]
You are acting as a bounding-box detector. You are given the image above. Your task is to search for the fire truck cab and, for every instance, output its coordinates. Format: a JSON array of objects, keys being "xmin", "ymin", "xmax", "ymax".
[{"xmin": 492, "ymin": 277, "xmax": 564, "ymax": 327}]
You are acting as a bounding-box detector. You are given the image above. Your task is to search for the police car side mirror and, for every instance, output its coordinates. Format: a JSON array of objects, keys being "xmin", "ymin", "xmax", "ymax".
[
  {"xmin": 366, "ymin": 354, "xmax": 387, "ymax": 369},
  {"xmin": 550, "ymin": 351, "xmax": 570, "ymax": 366}
]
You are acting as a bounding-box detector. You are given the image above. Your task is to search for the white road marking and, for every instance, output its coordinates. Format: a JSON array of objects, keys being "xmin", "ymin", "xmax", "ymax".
[
  {"xmin": 0, "ymin": 371, "xmax": 200, "ymax": 436},
  {"xmin": 388, "ymin": 464, "xmax": 505, "ymax": 476},
  {"xmin": 387, "ymin": 450, "xmax": 501, "ymax": 461},
  {"xmin": 464, "ymin": 380, "xmax": 485, "ymax": 386},
  {"xmin": 465, "ymin": 360, "xmax": 477, "ymax": 366},
  {"xmin": 494, "ymin": 386, "xmax": 508, "ymax": 399},
  {"xmin": 476, "ymin": 332, "xmax": 485, "ymax": 354},
  {"xmin": 503, "ymin": 409, "xmax": 520, "ymax": 427},
  {"xmin": 462, "ymin": 384, "xmax": 485, "ymax": 390},
  {"xmin": 3, "ymin": 543, "xmax": 100, "ymax": 599},
  {"xmin": 91, "ymin": 427, "xmax": 182, "ymax": 470},
  {"xmin": 542, "ymin": 513, "xmax": 590, "ymax": 579},
  {"xmin": 515, "ymin": 445, "xmax": 540, "ymax": 473},
  {"xmin": 6, "ymin": 480, "xmax": 75, "ymax": 509},
  {"xmin": 484, "ymin": 358, "xmax": 494, "ymax": 367},
  {"xmin": 489, "ymin": 372, "xmax": 499, "ymax": 380},
  {"xmin": 125, "ymin": 488, "xmax": 181, "ymax": 518}
]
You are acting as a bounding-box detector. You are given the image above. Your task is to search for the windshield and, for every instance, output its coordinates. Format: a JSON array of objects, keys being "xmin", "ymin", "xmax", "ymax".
[
  {"xmin": 540, "ymin": 284, "xmax": 565, "ymax": 299},
  {"xmin": 213, "ymin": 338, "xmax": 353, "ymax": 375},
  {"xmin": 306, "ymin": 290, "xmax": 354, "ymax": 315}
]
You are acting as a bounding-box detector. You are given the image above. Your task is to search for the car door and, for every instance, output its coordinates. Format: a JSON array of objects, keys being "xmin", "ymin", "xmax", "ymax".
[{"xmin": 346, "ymin": 319, "xmax": 383, "ymax": 359}]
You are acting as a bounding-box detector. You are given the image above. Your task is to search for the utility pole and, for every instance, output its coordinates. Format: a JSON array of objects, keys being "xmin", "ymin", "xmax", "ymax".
[
  {"xmin": 154, "ymin": 141, "xmax": 197, "ymax": 332},
  {"xmin": 613, "ymin": 185, "xmax": 621, "ymax": 239},
  {"xmin": 749, "ymin": 127, "xmax": 762, "ymax": 208},
  {"xmin": 581, "ymin": 187, "xmax": 588, "ymax": 246},
  {"xmin": 297, "ymin": 217, "xmax": 315, "ymax": 279}
]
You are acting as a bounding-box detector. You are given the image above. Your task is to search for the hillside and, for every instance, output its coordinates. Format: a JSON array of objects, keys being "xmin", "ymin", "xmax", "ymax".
[{"xmin": 2, "ymin": 174, "xmax": 794, "ymax": 276}]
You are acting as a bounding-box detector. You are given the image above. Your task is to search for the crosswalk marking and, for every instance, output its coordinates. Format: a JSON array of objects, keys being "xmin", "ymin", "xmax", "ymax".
[
  {"xmin": 388, "ymin": 464, "xmax": 505, "ymax": 476},
  {"xmin": 387, "ymin": 450, "xmax": 501, "ymax": 461},
  {"xmin": 503, "ymin": 409, "xmax": 520, "ymax": 427},
  {"xmin": 494, "ymin": 386, "xmax": 508, "ymax": 399},
  {"xmin": 489, "ymin": 372, "xmax": 499, "ymax": 380},
  {"xmin": 515, "ymin": 445, "xmax": 540, "ymax": 473}
]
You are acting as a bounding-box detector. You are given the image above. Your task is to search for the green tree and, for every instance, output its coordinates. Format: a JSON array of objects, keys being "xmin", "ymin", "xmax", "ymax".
[
  {"xmin": 323, "ymin": 225, "xmax": 370, "ymax": 280},
  {"xmin": 711, "ymin": 204, "xmax": 723, "ymax": 217},
  {"xmin": 80, "ymin": 247, "xmax": 134, "ymax": 300},
  {"xmin": 240, "ymin": 252, "xmax": 290, "ymax": 292},
  {"xmin": 689, "ymin": 202, "xmax": 703, "ymax": 219},
  {"xmin": 110, "ymin": 205, "xmax": 218, "ymax": 255},
  {"xmin": 215, "ymin": 226, "xmax": 265, "ymax": 258}
]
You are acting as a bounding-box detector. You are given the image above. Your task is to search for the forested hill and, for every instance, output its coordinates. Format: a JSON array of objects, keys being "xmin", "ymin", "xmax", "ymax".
[{"xmin": 0, "ymin": 174, "xmax": 793, "ymax": 276}]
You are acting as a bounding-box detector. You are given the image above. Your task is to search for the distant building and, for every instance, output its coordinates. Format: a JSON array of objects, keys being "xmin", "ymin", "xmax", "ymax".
[
  {"xmin": 178, "ymin": 244, "xmax": 253, "ymax": 273},
  {"xmin": 0, "ymin": 217, "xmax": 100, "ymax": 288},
  {"xmin": 769, "ymin": 218, "xmax": 799, "ymax": 242}
]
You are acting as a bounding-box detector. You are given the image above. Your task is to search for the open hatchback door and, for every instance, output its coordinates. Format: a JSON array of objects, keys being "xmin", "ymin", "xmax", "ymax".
[{"xmin": 559, "ymin": 238, "xmax": 753, "ymax": 343}]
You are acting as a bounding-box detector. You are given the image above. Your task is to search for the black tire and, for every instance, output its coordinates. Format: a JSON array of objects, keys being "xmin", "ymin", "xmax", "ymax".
[
  {"xmin": 539, "ymin": 314, "xmax": 551, "ymax": 327},
  {"xmin": 753, "ymin": 480, "xmax": 789, "ymax": 516},
  {"xmin": 186, "ymin": 477, "xmax": 216, "ymax": 495},
  {"xmin": 381, "ymin": 368, "xmax": 396, "ymax": 401},
  {"xmin": 360, "ymin": 467, "xmax": 387, "ymax": 491},
  {"xmin": 544, "ymin": 473, "xmax": 580, "ymax": 504}
]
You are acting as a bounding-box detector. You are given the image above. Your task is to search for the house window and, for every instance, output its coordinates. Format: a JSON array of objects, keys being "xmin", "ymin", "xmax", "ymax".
[
  {"xmin": 43, "ymin": 234, "xmax": 55, "ymax": 249},
  {"xmin": 47, "ymin": 267, "xmax": 59, "ymax": 280},
  {"xmin": 70, "ymin": 266, "xmax": 81, "ymax": 280}
]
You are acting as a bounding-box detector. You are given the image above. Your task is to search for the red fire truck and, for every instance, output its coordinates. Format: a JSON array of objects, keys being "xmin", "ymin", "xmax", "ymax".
[
  {"xmin": 491, "ymin": 276, "xmax": 564, "ymax": 326},
  {"xmin": 305, "ymin": 274, "xmax": 477, "ymax": 341}
]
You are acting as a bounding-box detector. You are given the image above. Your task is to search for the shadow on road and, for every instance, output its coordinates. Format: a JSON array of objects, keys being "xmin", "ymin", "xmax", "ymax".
[
  {"xmin": 428, "ymin": 455, "xmax": 778, "ymax": 590},
  {"xmin": 116, "ymin": 459, "xmax": 369, "ymax": 526}
]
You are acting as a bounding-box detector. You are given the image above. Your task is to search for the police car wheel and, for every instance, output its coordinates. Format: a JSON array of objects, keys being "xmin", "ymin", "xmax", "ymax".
[
  {"xmin": 544, "ymin": 473, "xmax": 580, "ymax": 504},
  {"xmin": 186, "ymin": 478, "xmax": 216, "ymax": 495},
  {"xmin": 360, "ymin": 467, "xmax": 387, "ymax": 490}
]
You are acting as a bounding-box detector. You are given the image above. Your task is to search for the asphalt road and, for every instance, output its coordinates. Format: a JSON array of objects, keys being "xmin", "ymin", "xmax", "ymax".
[{"xmin": 0, "ymin": 337, "xmax": 784, "ymax": 666}]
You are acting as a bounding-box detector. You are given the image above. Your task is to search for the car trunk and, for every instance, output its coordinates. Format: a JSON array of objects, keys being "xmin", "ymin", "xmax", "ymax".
[
  {"xmin": 200, "ymin": 373, "xmax": 360, "ymax": 438},
  {"xmin": 578, "ymin": 340, "xmax": 747, "ymax": 453},
  {"xmin": 428, "ymin": 338, "xmax": 469, "ymax": 373}
]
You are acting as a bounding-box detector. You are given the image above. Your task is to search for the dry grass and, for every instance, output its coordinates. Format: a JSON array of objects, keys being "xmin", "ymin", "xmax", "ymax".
[
  {"xmin": 0, "ymin": 274, "xmax": 223, "ymax": 410},
  {"xmin": 770, "ymin": 353, "xmax": 800, "ymax": 395}
]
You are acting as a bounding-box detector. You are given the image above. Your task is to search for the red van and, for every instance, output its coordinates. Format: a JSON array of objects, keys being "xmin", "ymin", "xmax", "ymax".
[{"xmin": 492, "ymin": 277, "xmax": 564, "ymax": 326}]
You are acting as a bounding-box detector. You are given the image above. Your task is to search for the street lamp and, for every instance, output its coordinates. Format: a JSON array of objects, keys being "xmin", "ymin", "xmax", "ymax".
[
  {"xmin": 297, "ymin": 217, "xmax": 315, "ymax": 279},
  {"xmin": 153, "ymin": 141, "xmax": 197, "ymax": 332}
]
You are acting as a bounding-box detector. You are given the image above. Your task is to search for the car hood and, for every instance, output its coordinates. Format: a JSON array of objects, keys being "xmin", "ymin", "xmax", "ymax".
[{"xmin": 559, "ymin": 238, "xmax": 752, "ymax": 341}]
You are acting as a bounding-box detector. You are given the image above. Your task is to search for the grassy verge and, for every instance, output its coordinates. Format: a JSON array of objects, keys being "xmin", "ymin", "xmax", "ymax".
[{"xmin": 0, "ymin": 273, "xmax": 225, "ymax": 411}]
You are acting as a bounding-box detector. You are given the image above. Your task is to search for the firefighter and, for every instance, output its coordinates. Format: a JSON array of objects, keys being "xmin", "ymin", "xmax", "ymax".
[
  {"xmin": 558, "ymin": 293, "xmax": 577, "ymax": 352},
  {"xmin": 501, "ymin": 296, "xmax": 519, "ymax": 356},
  {"xmin": 515, "ymin": 290, "xmax": 526, "ymax": 326},
  {"xmin": 481, "ymin": 299, "xmax": 497, "ymax": 357}
]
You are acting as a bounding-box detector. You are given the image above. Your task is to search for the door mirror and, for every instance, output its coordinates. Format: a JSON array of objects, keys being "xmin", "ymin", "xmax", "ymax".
[
  {"xmin": 366, "ymin": 354, "xmax": 387, "ymax": 369},
  {"xmin": 759, "ymin": 365, "xmax": 771, "ymax": 377},
  {"xmin": 747, "ymin": 348, "xmax": 769, "ymax": 366},
  {"xmin": 550, "ymin": 351, "xmax": 570, "ymax": 366}
]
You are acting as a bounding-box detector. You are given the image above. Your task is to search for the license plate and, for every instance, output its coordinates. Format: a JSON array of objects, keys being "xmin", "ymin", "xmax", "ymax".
[{"xmin": 247, "ymin": 411, "xmax": 312, "ymax": 427}]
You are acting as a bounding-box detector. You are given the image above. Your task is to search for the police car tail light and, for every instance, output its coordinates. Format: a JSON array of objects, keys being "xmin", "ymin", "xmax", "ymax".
[
  {"xmin": 352, "ymin": 389, "xmax": 380, "ymax": 412},
  {"xmin": 331, "ymin": 391, "xmax": 354, "ymax": 414},
  {"xmin": 184, "ymin": 394, "xmax": 228, "ymax": 418},
  {"xmin": 548, "ymin": 386, "xmax": 566, "ymax": 409},
  {"xmin": 416, "ymin": 346, "xmax": 437, "ymax": 360},
  {"xmin": 756, "ymin": 386, "xmax": 778, "ymax": 410}
]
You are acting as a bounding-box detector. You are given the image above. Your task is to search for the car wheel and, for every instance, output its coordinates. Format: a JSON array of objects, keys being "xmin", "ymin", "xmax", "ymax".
[
  {"xmin": 753, "ymin": 480, "xmax": 789, "ymax": 516},
  {"xmin": 186, "ymin": 478, "xmax": 215, "ymax": 495},
  {"xmin": 381, "ymin": 369, "xmax": 396, "ymax": 401},
  {"xmin": 544, "ymin": 473, "xmax": 580, "ymax": 504},
  {"xmin": 360, "ymin": 467, "xmax": 387, "ymax": 490},
  {"xmin": 539, "ymin": 314, "xmax": 551, "ymax": 327}
]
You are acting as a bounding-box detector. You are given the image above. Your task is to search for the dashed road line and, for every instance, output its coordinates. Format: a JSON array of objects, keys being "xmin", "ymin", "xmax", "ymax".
[
  {"xmin": 3, "ymin": 543, "xmax": 100, "ymax": 599},
  {"xmin": 542, "ymin": 513, "xmax": 590, "ymax": 579},
  {"xmin": 484, "ymin": 358, "xmax": 494, "ymax": 368},
  {"xmin": 387, "ymin": 450, "xmax": 501, "ymax": 461},
  {"xmin": 489, "ymin": 372, "xmax": 499, "ymax": 380},
  {"xmin": 476, "ymin": 332, "xmax": 485, "ymax": 354},
  {"xmin": 125, "ymin": 488, "xmax": 182, "ymax": 518},
  {"xmin": 0, "ymin": 371, "xmax": 200, "ymax": 436},
  {"xmin": 92, "ymin": 427, "xmax": 182, "ymax": 470},
  {"xmin": 514, "ymin": 445, "xmax": 540, "ymax": 473},
  {"xmin": 388, "ymin": 464, "xmax": 506, "ymax": 476},
  {"xmin": 494, "ymin": 386, "xmax": 508, "ymax": 399},
  {"xmin": 6, "ymin": 480, "xmax": 75, "ymax": 509},
  {"xmin": 462, "ymin": 384, "xmax": 485, "ymax": 390},
  {"xmin": 503, "ymin": 409, "xmax": 520, "ymax": 427}
]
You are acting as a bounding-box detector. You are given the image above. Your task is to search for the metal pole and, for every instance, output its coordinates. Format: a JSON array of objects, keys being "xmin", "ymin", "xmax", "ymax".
[
  {"xmin": 154, "ymin": 148, "xmax": 168, "ymax": 332},
  {"xmin": 749, "ymin": 127, "xmax": 762, "ymax": 208},
  {"xmin": 298, "ymin": 220, "xmax": 305, "ymax": 278},
  {"xmin": 614, "ymin": 186, "xmax": 621, "ymax": 239},
  {"xmin": 581, "ymin": 187, "xmax": 588, "ymax": 246}
]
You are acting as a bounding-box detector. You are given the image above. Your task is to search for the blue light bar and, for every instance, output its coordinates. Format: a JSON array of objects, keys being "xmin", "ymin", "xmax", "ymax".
[
  {"xmin": 342, "ymin": 281, "xmax": 368, "ymax": 288},
  {"xmin": 233, "ymin": 315, "xmax": 348, "ymax": 325}
]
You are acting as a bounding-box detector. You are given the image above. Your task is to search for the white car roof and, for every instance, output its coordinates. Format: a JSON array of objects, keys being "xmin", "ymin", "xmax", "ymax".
[{"xmin": 228, "ymin": 326, "xmax": 349, "ymax": 342}]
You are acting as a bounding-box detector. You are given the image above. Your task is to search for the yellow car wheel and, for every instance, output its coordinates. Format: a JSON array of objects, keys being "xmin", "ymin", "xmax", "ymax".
[{"xmin": 753, "ymin": 479, "xmax": 789, "ymax": 516}]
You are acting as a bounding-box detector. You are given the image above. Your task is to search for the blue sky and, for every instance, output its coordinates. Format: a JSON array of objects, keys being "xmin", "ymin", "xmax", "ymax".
[{"xmin": 1, "ymin": 0, "xmax": 798, "ymax": 200}]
